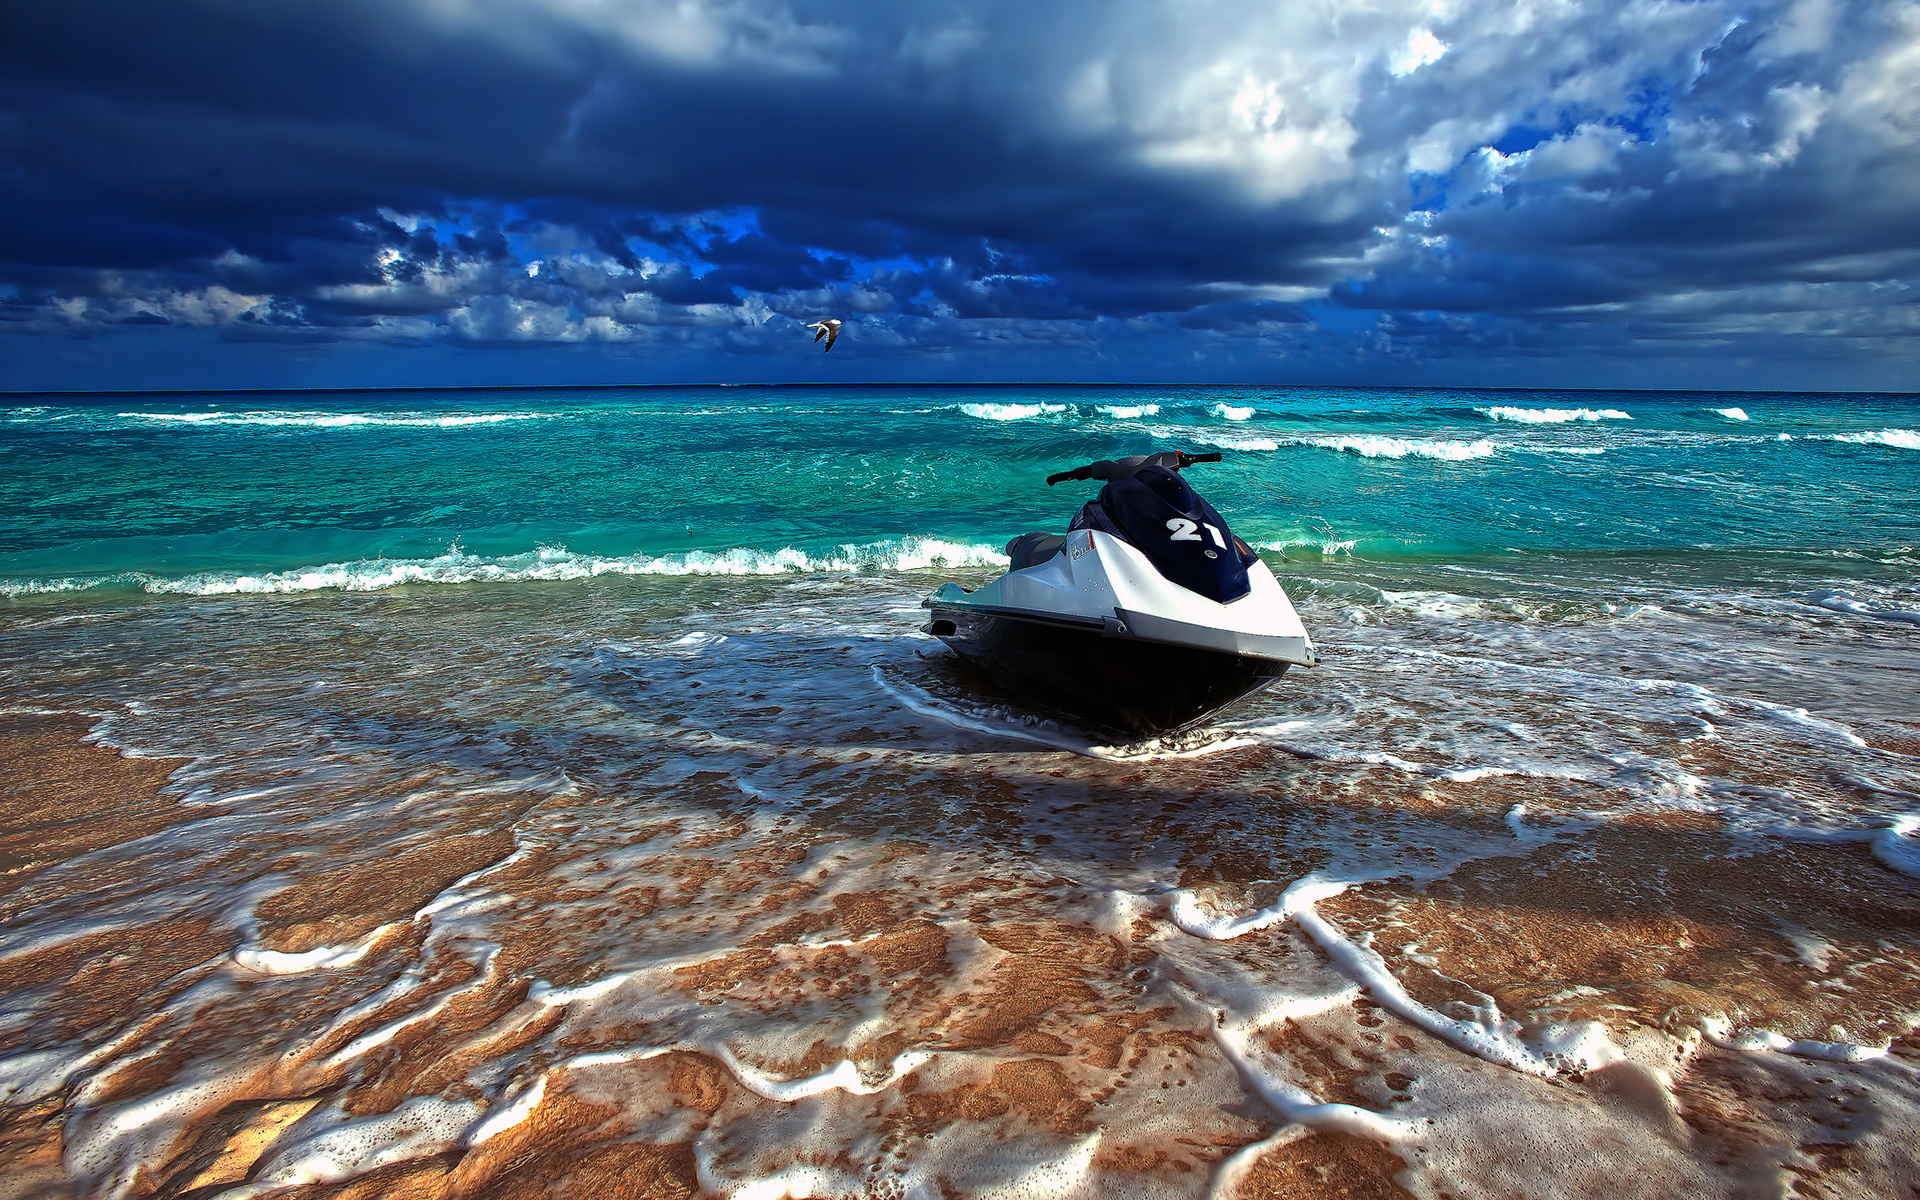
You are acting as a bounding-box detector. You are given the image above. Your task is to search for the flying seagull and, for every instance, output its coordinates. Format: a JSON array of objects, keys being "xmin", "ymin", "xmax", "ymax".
[{"xmin": 806, "ymin": 318, "xmax": 841, "ymax": 352}]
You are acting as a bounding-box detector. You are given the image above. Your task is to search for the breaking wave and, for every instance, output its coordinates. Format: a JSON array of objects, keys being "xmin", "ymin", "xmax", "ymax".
[
  {"xmin": 1291, "ymin": 435, "xmax": 1497, "ymax": 461},
  {"xmin": 1712, "ymin": 407, "xmax": 1751, "ymax": 421},
  {"xmin": 1824, "ymin": 428, "xmax": 1920, "ymax": 451},
  {"xmin": 1096, "ymin": 404, "xmax": 1160, "ymax": 419},
  {"xmin": 955, "ymin": 402, "xmax": 1069, "ymax": 421},
  {"xmin": 115, "ymin": 410, "xmax": 549, "ymax": 429},
  {"xmin": 1478, "ymin": 406, "xmax": 1632, "ymax": 423},
  {"xmin": 1211, "ymin": 404, "xmax": 1256, "ymax": 421},
  {"xmin": 1185, "ymin": 432, "xmax": 1284, "ymax": 451},
  {"xmin": 0, "ymin": 538, "xmax": 1010, "ymax": 598},
  {"xmin": 1806, "ymin": 589, "xmax": 1920, "ymax": 626},
  {"xmin": 1177, "ymin": 430, "xmax": 1527, "ymax": 461}
]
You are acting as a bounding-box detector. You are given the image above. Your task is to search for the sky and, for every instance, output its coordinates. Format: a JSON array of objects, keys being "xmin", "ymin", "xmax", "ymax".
[{"xmin": 1, "ymin": 0, "xmax": 1917, "ymax": 391}]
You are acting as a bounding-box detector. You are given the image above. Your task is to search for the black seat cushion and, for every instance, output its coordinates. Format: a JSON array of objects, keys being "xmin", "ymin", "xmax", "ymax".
[{"xmin": 1004, "ymin": 532, "xmax": 1068, "ymax": 571}]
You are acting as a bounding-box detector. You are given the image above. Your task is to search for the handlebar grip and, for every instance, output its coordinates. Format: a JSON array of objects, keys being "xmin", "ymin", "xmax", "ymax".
[
  {"xmin": 1046, "ymin": 466, "xmax": 1093, "ymax": 486},
  {"xmin": 1178, "ymin": 452, "xmax": 1223, "ymax": 467}
]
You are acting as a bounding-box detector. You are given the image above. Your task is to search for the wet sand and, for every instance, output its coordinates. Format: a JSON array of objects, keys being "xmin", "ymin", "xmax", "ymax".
[{"xmin": 3, "ymin": 711, "xmax": 1918, "ymax": 1199}]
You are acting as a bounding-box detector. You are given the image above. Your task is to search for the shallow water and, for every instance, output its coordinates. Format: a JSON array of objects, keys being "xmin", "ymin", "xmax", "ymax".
[{"xmin": 1, "ymin": 386, "xmax": 1918, "ymax": 1197}]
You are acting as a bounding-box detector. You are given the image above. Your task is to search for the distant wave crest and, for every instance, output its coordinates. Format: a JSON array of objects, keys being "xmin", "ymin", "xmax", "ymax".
[
  {"xmin": 0, "ymin": 538, "xmax": 1010, "ymax": 598},
  {"xmin": 1177, "ymin": 429, "xmax": 1505, "ymax": 460},
  {"xmin": 1211, "ymin": 404, "xmax": 1256, "ymax": 421},
  {"xmin": 1096, "ymin": 404, "xmax": 1160, "ymax": 419},
  {"xmin": 1712, "ymin": 407, "xmax": 1751, "ymax": 421},
  {"xmin": 956, "ymin": 402, "xmax": 1069, "ymax": 421},
  {"xmin": 117, "ymin": 410, "xmax": 549, "ymax": 429},
  {"xmin": 1825, "ymin": 428, "xmax": 1920, "ymax": 451},
  {"xmin": 1479, "ymin": 406, "xmax": 1631, "ymax": 423},
  {"xmin": 1294, "ymin": 435, "xmax": 1497, "ymax": 461},
  {"xmin": 1184, "ymin": 432, "xmax": 1284, "ymax": 451}
]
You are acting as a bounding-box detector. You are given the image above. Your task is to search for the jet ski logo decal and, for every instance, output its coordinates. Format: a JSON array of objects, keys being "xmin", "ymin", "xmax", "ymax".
[{"xmin": 1071, "ymin": 532, "xmax": 1091, "ymax": 560}]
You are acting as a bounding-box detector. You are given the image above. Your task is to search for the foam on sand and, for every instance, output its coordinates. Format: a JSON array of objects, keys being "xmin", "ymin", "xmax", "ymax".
[{"xmin": 6, "ymin": 547, "xmax": 1920, "ymax": 1199}]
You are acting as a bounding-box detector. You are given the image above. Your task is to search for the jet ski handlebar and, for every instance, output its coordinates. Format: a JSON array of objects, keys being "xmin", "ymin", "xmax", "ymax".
[{"xmin": 1046, "ymin": 450, "xmax": 1221, "ymax": 486}]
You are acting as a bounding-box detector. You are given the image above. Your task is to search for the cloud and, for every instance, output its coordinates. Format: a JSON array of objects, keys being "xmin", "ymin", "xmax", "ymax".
[{"xmin": 0, "ymin": 0, "xmax": 1915, "ymax": 383}]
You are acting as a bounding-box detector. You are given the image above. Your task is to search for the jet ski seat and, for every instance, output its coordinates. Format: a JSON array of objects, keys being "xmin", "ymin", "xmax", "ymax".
[{"xmin": 1005, "ymin": 532, "xmax": 1068, "ymax": 571}]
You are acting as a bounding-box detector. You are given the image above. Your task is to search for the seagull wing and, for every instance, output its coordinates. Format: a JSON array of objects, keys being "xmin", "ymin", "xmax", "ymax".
[
  {"xmin": 823, "ymin": 325, "xmax": 838, "ymax": 351},
  {"xmin": 812, "ymin": 324, "xmax": 827, "ymax": 342}
]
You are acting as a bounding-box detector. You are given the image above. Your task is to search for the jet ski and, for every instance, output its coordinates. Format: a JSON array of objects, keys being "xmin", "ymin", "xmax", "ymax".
[{"xmin": 922, "ymin": 450, "xmax": 1316, "ymax": 738}]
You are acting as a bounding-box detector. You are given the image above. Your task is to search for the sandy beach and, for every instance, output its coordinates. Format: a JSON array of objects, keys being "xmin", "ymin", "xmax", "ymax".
[{"xmin": 4, "ymin": 688, "xmax": 1917, "ymax": 1198}]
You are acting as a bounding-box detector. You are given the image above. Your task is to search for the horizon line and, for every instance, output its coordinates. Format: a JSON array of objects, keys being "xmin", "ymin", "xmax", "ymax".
[{"xmin": 5, "ymin": 382, "xmax": 1916, "ymax": 399}]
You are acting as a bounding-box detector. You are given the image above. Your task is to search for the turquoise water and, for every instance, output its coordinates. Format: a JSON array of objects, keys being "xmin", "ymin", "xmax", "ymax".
[{"xmin": 2, "ymin": 385, "xmax": 1915, "ymax": 594}]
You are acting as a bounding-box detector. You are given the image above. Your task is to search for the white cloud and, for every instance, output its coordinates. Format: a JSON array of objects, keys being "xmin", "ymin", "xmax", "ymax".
[
  {"xmin": 1758, "ymin": 0, "xmax": 1839, "ymax": 58},
  {"xmin": 1521, "ymin": 122, "xmax": 1631, "ymax": 180},
  {"xmin": 1389, "ymin": 28, "xmax": 1449, "ymax": 77},
  {"xmin": 1835, "ymin": 0, "xmax": 1920, "ymax": 139}
]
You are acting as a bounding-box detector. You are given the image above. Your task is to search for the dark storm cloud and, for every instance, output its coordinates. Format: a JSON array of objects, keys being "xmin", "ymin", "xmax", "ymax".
[{"xmin": 1, "ymin": 0, "xmax": 1916, "ymax": 375}]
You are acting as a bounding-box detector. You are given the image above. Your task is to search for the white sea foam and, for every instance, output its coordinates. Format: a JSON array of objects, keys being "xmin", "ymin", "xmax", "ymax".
[
  {"xmin": 1296, "ymin": 435, "xmax": 1497, "ymax": 461},
  {"xmin": 1699, "ymin": 1017, "xmax": 1889, "ymax": 1063},
  {"xmin": 1260, "ymin": 536, "xmax": 1358, "ymax": 556},
  {"xmin": 1823, "ymin": 428, "xmax": 1920, "ymax": 450},
  {"xmin": 1769, "ymin": 815, "xmax": 1920, "ymax": 880},
  {"xmin": 228, "ymin": 1096, "xmax": 484, "ymax": 1196},
  {"xmin": 1212, "ymin": 404, "xmax": 1256, "ymax": 421},
  {"xmin": 1154, "ymin": 425, "xmax": 1496, "ymax": 460},
  {"xmin": 1186, "ymin": 432, "xmax": 1284, "ymax": 451},
  {"xmin": 0, "ymin": 537, "xmax": 1010, "ymax": 598},
  {"xmin": 1169, "ymin": 875, "xmax": 1350, "ymax": 941},
  {"xmin": 115, "ymin": 410, "xmax": 547, "ymax": 429},
  {"xmin": 1806, "ymin": 589, "xmax": 1920, "ymax": 626},
  {"xmin": 1096, "ymin": 403, "xmax": 1159, "ymax": 418},
  {"xmin": 465, "ymin": 1077, "xmax": 547, "ymax": 1146},
  {"xmin": 1712, "ymin": 407, "xmax": 1750, "ymax": 421},
  {"xmin": 232, "ymin": 923, "xmax": 396, "ymax": 975},
  {"xmin": 1165, "ymin": 873, "xmax": 1614, "ymax": 1078},
  {"xmin": 711, "ymin": 1044, "xmax": 933, "ymax": 1101},
  {"xmin": 955, "ymin": 402, "xmax": 1068, "ymax": 421},
  {"xmin": 1478, "ymin": 406, "xmax": 1632, "ymax": 423}
]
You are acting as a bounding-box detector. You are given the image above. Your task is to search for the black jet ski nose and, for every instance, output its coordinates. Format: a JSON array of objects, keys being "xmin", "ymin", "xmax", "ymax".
[{"xmin": 1069, "ymin": 465, "xmax": 1259, "ymax": 603}]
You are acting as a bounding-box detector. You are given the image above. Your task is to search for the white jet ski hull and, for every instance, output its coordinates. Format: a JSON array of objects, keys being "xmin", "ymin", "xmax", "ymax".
[{"xmin": 923, "ymin": 529, "xmax": 1315, "ymax": 737}]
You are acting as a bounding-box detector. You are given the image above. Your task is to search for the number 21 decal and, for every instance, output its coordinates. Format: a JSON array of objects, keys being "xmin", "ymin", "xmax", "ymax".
[{"xmin": 1166, "ymin": 518, "xmax": 1228, "ymax": 548}]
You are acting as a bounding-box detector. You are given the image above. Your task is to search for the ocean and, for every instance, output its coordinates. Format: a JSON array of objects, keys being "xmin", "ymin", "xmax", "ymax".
[{"xmin": 1, "ymin": 385, "xmax": 1917, "ymax": 1197}]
